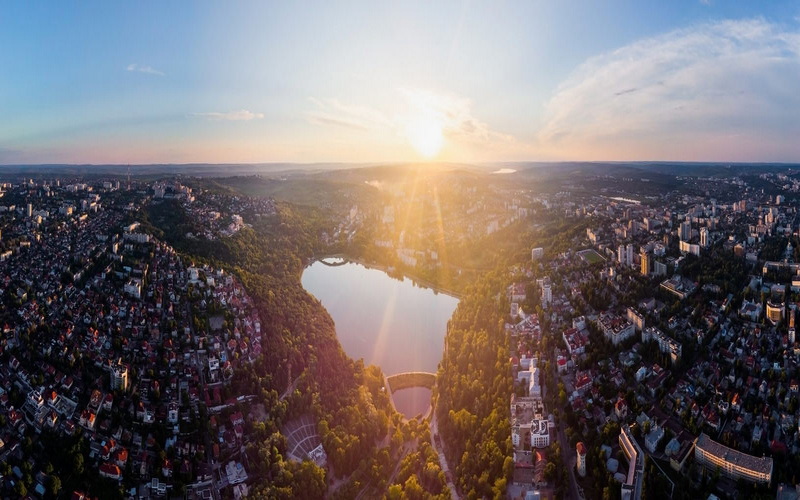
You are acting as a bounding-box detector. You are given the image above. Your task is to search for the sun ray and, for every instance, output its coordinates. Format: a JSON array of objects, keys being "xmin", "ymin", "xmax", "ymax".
[
  {"xmin": 431, "ymin": 185, "xmax": 452, "ymax": 290},
  {"xmin": 369, "ymin": 285, "xmax": 398, "ymax": 368},
  {"xmin": 397, "ymin": 169, "xmax": 421, "ymax": 249}
]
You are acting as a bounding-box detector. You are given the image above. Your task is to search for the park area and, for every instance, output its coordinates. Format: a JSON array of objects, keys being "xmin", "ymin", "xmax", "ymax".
[{"xmin": 577, "ymin": 248, "xmax": 606, "ymax": 264}]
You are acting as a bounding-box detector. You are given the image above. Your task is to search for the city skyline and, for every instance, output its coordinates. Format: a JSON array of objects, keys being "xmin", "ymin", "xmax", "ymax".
[{"xmin": 2, "ymin": 1, "xmax": 800, "ymax": 164}]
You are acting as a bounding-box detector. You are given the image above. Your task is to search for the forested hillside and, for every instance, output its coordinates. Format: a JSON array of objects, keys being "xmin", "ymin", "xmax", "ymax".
[
  {"xmin": 144, "ymin": 199, "xmax": 396, "ymax": 497},
  {"xmin": 435, "ymin": 270, "xmax": 514, "ymax": 499}
]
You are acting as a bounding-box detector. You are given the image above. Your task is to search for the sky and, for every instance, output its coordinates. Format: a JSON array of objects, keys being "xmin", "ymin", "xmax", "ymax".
[{"xmin": 1, "ymin": 0, "xmax": 800, "ymax": 164}]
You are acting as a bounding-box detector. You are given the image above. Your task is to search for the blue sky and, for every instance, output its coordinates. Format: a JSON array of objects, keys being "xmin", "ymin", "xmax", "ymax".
[{"xmin": 1, "ymin": 1, "xmax": 800, "ymax": 163}]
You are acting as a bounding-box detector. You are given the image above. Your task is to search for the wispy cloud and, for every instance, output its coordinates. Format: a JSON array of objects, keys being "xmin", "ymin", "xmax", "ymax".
[
  {"xmin": 306, "ymin": 98, "xmax": 393, "ymax": 131},
  {"xmin": 192, "ymin": 110, "xmax": 264, "ymax": 121},
  {"xmin": 125, "ymin": 63, "xmax": 164, "ymax": 76},
  {"xmin": 538, "ymin": 18, "xmax": 800, "ymax": 160},
  {"xmin": 614, "ymin": 87, "xmax": 638, "ymax": 97},
  {"xmin": 399, "ymin": 88, "xmax": 514, "ymax": 144},
  {"xmin": 307, "ymin": 89, "xmax": 513, "ymax": 147}
]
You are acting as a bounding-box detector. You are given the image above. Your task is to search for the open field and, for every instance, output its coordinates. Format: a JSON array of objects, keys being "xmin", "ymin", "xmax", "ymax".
[{"xmin": 577, "ymin": 248, "xmax": 606, "ymax": 264}]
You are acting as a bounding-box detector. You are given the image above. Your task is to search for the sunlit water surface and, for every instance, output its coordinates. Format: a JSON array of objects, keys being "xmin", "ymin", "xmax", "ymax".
[{"xmin": 301, "ymin": 260, "xmax": 458, "ymax": 417}]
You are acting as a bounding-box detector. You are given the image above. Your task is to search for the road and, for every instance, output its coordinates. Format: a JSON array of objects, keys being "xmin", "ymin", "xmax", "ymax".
[
  {"xmin": 430, "ymin": 409, "xmax": 460, "ymax": 500},
  {"xmin": 556, "ymin": 420, "xmax": 583, "ymax": 500},
  {"xmin": 552, "ymin": 362, "xmax": 583, "ymax": 500}
]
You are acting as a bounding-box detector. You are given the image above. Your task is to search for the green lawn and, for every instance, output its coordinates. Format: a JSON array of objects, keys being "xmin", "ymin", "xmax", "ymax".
[{"xmin": 578, "ymin": 249, "xmax": 606, "ymax": 264}]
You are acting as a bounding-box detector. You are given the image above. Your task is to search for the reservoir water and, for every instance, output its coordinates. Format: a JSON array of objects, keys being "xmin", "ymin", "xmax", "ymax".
[{"xmin": 301, "ymin": 259, "xmax": 459, "ymax": 417}]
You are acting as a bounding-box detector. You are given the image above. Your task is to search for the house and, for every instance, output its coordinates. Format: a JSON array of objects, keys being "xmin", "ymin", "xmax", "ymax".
[
  {"xmin": 614, "ymin": 399, "xmax": 628, "ymax": 420},
  {"xmin": 739, "ymin": 301, "xmax": 763, "ymax": 321},
  {"xmin": 99, "ymin": 463, "xmax": 122, "ymax": 480},
  {"xmin": 574, "ymin": 372, "xmax": 592, "ymax": 395},
  {"xmin": 645, "ymin": 426, "xmax": 664, "ymax": 453}
]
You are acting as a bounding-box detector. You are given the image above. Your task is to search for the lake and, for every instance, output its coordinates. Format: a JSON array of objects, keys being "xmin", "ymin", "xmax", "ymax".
[{"xmin": 301, "ymin": 259, "xmax": 459, "ymax": 417}]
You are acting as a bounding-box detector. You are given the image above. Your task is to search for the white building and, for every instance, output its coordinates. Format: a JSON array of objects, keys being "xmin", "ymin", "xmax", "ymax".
[
  {"xmin": 111, "ymin": 363, "xmax": 129, "ymax": 391},
  {"xmin": 530, "ymin": 419, "xmax": 550, "ymax": 448},
  {"xmin": 576, "ymin": 442, "xmax": 587, "ymax": 477},
  {"xmin": 642, "ymin": 327, "xmax": 682, "ymax": 365},
  {"xmin": 679, "ymin": 240, "xmax": 700, "ymax": 256},
  {"xmin": 619, "ymin": 425, "xmax": 644, "ymax": 500},
  {"xmin": 541, "ymin": 284, "xmax": 552, "ymax": 306},
  {"xmin": 626, "ymin": 308, "xmax": 645, "ymax": 332},
  {"xmin": 626, "ymin": 244, "xmax": 635, "ymax": 267},
  {"xmin": 123, "ymin": 232, "xmax": 151, "ymax": 244},
  {"xmin": 517, "ymin": 367, "xmax": 542, "ymax": 400},
  {"xmin": 225, "ymin": 461, "xmax": 248, "ymax": 485},
  {"xmin": 645, "ymin": 426, "xmax": 664, "ymax": 453},
  {"xmin": 123, "ymin": 279, "xmax": 142, "ymax": 299},
  {"xmin": 700, "ymin": 227, "xmax": 709, "ymax": 248},
  {"xmin": 597, "ymin": 313, "xmax": 636, "ymax": 345}
]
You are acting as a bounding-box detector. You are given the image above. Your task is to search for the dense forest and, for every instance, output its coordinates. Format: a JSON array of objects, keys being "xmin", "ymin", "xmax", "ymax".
[{"xmin": 435, "ymin": 270, "xmax": 514, "ymax": 499}]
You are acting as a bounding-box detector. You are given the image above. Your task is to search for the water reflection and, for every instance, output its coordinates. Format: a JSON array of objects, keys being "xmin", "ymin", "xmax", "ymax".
[
  {"xmin": 301, "ymin": 259, "xmax": 458, "ymax": 376},
  {"xmin": 393, "ymin": 387, "xmax": 432, "ymax": 419}
]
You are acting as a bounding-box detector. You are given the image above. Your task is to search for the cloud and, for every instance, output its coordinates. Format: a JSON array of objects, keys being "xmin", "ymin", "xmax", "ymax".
[
  {"xmin": 125, "ymin": 63, "xmax": 164, "ymax": 76},
  {"xmin": 306, "ymin": 98, "xmax": 393, "ymax": 131},
  {"xmin": 538, "ymin": 18, "xmax": 800, "ymax": 159},
  {"xmin": 398, "ymin": 88, "xmax": 514, "ymax": 144},
  {"xmin": 192, "ymin": 110, "xmax": 264, "ymax": 121},
  {"xmin": 307, "ymin": 89, "xmax": 513, "ymax": 147},
  {"xmin": 614, "ymin": 88, "xmax": 638, "ymax": 96}
]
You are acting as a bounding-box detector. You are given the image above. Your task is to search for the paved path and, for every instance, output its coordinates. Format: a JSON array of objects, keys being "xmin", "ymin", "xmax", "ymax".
[
  {"xmin": 430, "ymin": 410, "xmax": 460, "ymax": 500},
  {"xmin": 280, "ymin": 375, "xmax": 301, "ymax": 401}
]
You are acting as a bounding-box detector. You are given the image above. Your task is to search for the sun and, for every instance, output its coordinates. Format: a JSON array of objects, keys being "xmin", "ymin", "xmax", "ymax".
[{"xmin": 405, "ymin": 113, "xmax": 444, "ymax": 159}]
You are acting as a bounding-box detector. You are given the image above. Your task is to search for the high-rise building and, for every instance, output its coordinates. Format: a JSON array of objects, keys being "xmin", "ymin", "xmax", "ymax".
[
  {"xmin": 640, "ymin": 250, "xmax": 651, "ymax": 276},
  {"xmin": 626, "ymin": 244, "xmax": 635, "ymax": 267},
  {"xmin": 618, "ymin": 245, "xmax": 625, "ymax": 265},
  {"xmin": 111, "ymin": 363, "xmax": 129, "ymax": 392},
  {"xmin": 700, "ymin": 227, "xmax": 709, "ymax": 248},
  {"xmin": 541, "ymin": 283, "xmax": 552, "ymax": 305},
  {"xmin": 680, "ymin": 220, "xmax": 691, "ymax": 241},
  {"xmin": 26, "ymin": 203, "xmax": 32, "ymax": 217}
]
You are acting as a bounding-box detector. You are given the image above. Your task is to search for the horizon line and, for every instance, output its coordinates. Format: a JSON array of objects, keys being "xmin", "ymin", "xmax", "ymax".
[{"xmin": 1, "ymin": 160, "xmax": 800, "ymax": 168}]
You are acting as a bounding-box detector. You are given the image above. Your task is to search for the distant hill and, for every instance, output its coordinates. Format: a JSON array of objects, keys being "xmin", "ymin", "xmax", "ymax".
[{"xmin": 1, "ymin": 160, "xmax": 797, "ymax": 180}]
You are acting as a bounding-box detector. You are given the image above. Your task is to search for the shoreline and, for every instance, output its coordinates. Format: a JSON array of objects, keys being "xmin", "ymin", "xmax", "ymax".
[{"xmin": 310, "ymin": 253, "xmax": 465, "ymax": 300}]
